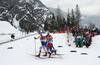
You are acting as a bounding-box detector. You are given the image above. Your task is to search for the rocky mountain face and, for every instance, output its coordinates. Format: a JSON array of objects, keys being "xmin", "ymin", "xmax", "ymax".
[{"xmin": 0, "ymin": 0, "xmax": 52, "ymax": 31}]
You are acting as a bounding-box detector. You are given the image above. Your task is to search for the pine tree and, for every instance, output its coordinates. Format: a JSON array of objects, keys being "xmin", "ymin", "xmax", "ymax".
[
  {"xmin": 88, "ymin": 22, "xmax": 95, "ymax": 30},
  {"xmin": 44, "ymin": 18, "xmax": 48, "ymax": 31},
  {"xmin": 20, "ymin": 20, "xmax": 25, "ymax": 30},
  {"xmin": 66, "ymin": 9, "xmax": 71, "ymax": 28},
  {"xmin": 62, "ymin": 18, "xmax": 66, "ymax": 30},
  {"xmin": 29, "ymin": 23, "xmax": 34, "ymax": 32},
  {"xmin": 50, "ymin": 14, "xmax": 55, "ymax": 32},
  {"xmin": 54, "ymin": 20, "xmax": 58, "ymax": 31},
  {"xmin": 56, "ymin": 5, "xmax": 63, "ymax": 31},
  {"xmin": 75, "ymin": 4, "xmax": 81, "ymax": 27},
  {"xmin": 71, "ymin": 9, "xmax": 75, "ymax": 27}
]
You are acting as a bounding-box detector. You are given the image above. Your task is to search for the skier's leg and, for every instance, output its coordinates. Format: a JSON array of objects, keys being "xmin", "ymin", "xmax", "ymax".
[
  {"xmin": 76, "ymin": 40, "xmax": 78, "ymax": 47},
  {"xmin": 37, "ymin": 46, "xmax": 42, "ymax": 57},
  {"xmin": 43, "ymin": 45, "xmax": 47, "ymax": 56},
  {"xmin": 79, "ymin": 41, "xmax": 81, "ymax": 48},
  {"xmin": 48, "ymin": 43, "xmax": 53, "ymax": 57}
]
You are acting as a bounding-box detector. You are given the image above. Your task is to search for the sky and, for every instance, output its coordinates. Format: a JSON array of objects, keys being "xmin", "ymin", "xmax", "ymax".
[{"xmin": 40, "ymin": 0, "xmax": 100, "ymax": 15}]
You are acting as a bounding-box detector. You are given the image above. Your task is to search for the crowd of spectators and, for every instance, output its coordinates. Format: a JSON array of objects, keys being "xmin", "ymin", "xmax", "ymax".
[{"xmin": 71, "ymin": 27, "xmax": 100, "ymax": 48}]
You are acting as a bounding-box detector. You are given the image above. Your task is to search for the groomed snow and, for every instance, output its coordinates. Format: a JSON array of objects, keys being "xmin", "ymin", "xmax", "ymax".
[{"xmin": 0, "ymin": 33, "xmax": 100, "ymax": 65}]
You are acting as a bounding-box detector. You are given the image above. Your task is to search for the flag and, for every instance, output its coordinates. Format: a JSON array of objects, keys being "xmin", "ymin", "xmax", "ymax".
[
  {"xmin": 72, "ymin": 26, "xmax": 76, "ymax": 28},
  {"xmin": 67, "ymin": 39, "xmax": 69, "ymax": 43},
  {"xmin": 70, "ymin": 28, "xmax": 73, "ymax": 32},
  {"xmin": 69, "ymin": 21, "xmax": 72, "ymax": 24},
  {"xmin": 64, "ymin": 25, "xmax": 68, "ymax": 30}
]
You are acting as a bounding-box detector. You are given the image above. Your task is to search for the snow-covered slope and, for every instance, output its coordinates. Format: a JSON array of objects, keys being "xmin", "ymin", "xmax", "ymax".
[
  {"xmin": 0, "ymin": 20, "xmax": 37, "ymax": 43},
  {"xmin": 0, "ymin": 32, "xmax": 100, "ymax": 65},
  {"xmin": 0, "ymin": 21, "xmax": 21, "ymax": 42},
  {"xmin": 0, "ymin": 21, "xmax": 20, "ymax": 33}
]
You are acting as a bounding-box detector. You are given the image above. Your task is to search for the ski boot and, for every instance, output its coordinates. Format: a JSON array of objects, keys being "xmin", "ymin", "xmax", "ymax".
[
  {"xmin": 36, "ymin": 53, "xmax": 40, "ymax": 57},
  {"xmin": 43, "ymin": 52, "xmax": 47, "ymax": 56},
  {"xmin": 49, "ymin": 52, "xmax": 51, "ymax": 57}
]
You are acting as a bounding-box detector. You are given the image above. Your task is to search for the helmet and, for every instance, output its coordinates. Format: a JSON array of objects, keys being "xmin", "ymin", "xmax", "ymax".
[{"xmin": 47, "ymin": 33, "xmax": 49, "ymax": 35}]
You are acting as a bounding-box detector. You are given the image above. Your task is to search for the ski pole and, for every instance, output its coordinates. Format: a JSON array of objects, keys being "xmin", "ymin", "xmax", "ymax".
[{"xmin": 34, "ymin": 37, "xmax": 36, "ymax": 59}]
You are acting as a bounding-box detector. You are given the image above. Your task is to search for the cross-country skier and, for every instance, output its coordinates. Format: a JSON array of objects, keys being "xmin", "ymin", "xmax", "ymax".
[
  {"xmin": 34, "ymin": 32, "xmax": 47, "ymax": 57},
  {"xmin": 44, "ymin": 33, "xmax": 56, "ymax": 56},
  {"xmin": 45, "ymin": 37, "xmax": 54, "ymax": 57},
  {"xmin": 45, "ymin": 33, "xmax": 53, "ymax": 39}
]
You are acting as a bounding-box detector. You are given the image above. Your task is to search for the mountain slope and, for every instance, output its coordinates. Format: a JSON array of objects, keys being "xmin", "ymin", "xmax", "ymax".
[{"xmin": 0, "ymin": 0, "xmax": 52, "ymax": 30}]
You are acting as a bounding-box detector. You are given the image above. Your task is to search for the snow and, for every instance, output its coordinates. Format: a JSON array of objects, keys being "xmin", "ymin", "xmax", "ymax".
[
  {"xmin": 13, "ymin": 15, "xmax": 20, "ymax": 28},
  {"xmin": 0, "ymin": 21, "xmax": 19, "ymax": 33},
  {"xmin": 0, "ymin": 21, "xmax": 35, "ymax": 43},
  {"xmin": 0, "ymin": 21, "xmax": 100, "ymax": 65}
]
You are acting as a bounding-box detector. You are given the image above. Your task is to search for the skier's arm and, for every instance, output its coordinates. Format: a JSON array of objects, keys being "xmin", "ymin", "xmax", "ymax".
[
  {"xmin": 34, "ymin": 36, "xmax": 40, "ymax": 39},
  {"xmin": 45, "ymin": 37, "xmax": 47, "ymax": 41}
]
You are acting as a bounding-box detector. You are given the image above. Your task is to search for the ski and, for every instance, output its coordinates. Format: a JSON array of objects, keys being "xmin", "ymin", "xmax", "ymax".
[
  {"xmin": 26, "ymin": 53, "xmax": 46, "ymax": 59},
  {"xmin": 26, "ymin": 53, "xmax": 63, "ymax": 59},
  {"xmin": 49, "ymin": 56, "xmax": 63, "ymax": 59},
  {"xmin": 36, "ymin": 51, "xmax": 64, "ymax": 55},
  {"xmin": 52, "ymin": 54, "xmax": 65, "ymax": 55}
]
